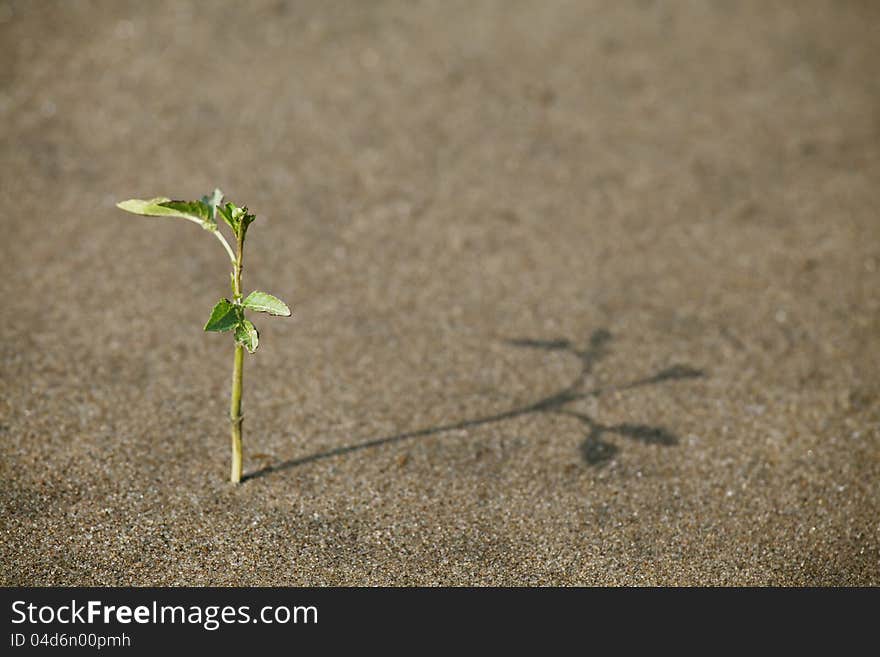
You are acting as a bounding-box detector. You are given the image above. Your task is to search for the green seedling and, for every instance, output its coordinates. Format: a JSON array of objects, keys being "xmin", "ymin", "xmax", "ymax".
[{"xmin": 117, "ymin": 189, "xmax": 291, "ymax": 483}]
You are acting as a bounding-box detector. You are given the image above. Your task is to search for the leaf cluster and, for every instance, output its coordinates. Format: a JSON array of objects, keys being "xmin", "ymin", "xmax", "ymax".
[
  {"xmin": 117, "ymin": 188, "xmax": 291, "ymax": 354},
  {"xmin": 216, "ymin": 202, "xmax": 256, "ymax": 240},
  {"xmin": 204, "ymin": 292, "xmax": 291, "ymax": 353}
]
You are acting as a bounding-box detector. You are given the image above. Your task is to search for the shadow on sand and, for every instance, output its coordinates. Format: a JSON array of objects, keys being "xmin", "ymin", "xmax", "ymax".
[{"xmin": 246, "ymin": 329, "xmax": 705, "ymax": 481}]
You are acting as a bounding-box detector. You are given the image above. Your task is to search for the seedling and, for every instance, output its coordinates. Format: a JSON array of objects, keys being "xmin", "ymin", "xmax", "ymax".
[{"xmin": 117, "ymin": 189, "xmax": 291, "ymax": 483}]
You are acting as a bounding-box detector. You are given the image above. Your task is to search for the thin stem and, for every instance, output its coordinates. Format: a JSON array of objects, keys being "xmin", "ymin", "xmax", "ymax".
[
  {"xmin": 232, "ymin": 231, "xmax": 244, "ymax": 298},
  {"xmin": 229, "ymin": 229, "xmax": 246, "ymax": 483},
  {"xmin": 230, "ymin": 343, "xmax": 244, "ymax": 483},
  {"xmin": 213, "ymin": 229, "xmax": 236, "ymax": 263}
]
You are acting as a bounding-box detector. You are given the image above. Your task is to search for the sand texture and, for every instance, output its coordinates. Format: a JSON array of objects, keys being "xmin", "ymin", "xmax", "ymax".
[{"xmin": 1, "ymin": 0, "xmax": 878, "ymax": 585}]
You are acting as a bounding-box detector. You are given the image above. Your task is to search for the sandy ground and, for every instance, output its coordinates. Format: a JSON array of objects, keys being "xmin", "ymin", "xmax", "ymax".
[{"xmin": 1, "ymin": 0, "xmax": 878, "ymax": 585}]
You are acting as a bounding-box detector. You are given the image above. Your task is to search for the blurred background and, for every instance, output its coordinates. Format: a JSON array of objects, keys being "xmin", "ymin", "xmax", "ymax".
[{"xmin": 1, "ymin": 1, "xmax": 878, "ymax": 585}]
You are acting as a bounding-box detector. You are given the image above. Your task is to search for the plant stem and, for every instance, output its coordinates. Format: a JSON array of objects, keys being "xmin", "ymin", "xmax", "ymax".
[
  {"xmin": 213, "ymin": 229, "xmax": 236, "ymax": 263},
  {"xmin": 229, "ymin": 230, "xmax": 245, "ymax": 483},
  {"xmin": 230, "ymin": 343, "xmax": 244, "ymax": 483}
]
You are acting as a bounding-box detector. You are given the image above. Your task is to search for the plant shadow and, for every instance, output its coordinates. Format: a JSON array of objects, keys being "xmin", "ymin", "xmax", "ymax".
[{"xmin": 245, "ymin": 329, "xmax": 705, "ymax": 480}]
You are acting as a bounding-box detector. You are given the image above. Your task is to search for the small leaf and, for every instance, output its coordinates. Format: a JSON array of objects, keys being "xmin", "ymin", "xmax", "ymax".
[
  {"xmin": 117, "ymin": 197, "xmax": 170, "ymax": 212},
  {"xmin": 217, "ymin": 202, "xmax": 237, "ymax": 232},
  {"xmin": 117, "ymin": 197, "xmax": 176, "ymax": 217},
  {"xmin": 117, "ymin": 196, "xmax": 215, "ymax": 230},
  {"xmin": 242, "ymin": 291, "xmax": 291, "ymax": 316},
  {"xmin": 204, "ymin": 299, "xmax": 239, "ymax": 332},
  {"xmin": 217, "ymin": 201, "xmax": 256, "ymax": 237},
  {"xmin": 159, "ymin": 199, "xmax": 215, "ymax": 230},
  {"xmin": 234, "ymin": 320, "xmax": 259, "ymax": 353},
  {"xmin": 201, "ymin": 188, "xmax": 224, "ymax": 222},
  {"xmin": 240, "ymin": 209, "xmax": 256, "ymax": 232}
]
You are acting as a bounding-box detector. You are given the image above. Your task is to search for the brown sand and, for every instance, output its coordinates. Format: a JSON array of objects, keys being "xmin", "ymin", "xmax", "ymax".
[{"xmin": 1, "ymin": 1, "xmax": 878, "ymax": 585}]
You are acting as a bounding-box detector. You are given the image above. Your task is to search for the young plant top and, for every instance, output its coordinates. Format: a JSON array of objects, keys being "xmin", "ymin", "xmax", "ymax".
[{"xmin": 117, "ymin": 190, "xmax": 291, "ymax": 483}]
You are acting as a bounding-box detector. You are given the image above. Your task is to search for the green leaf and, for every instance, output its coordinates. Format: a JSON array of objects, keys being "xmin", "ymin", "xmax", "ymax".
[
  {"xmin": 159, "ymin": 199, "xmax": 215, "ymax": 230},
  {"xmin": 201, "ymin": 188, "xmax": 224, "ymax": 222},
  {"xmin": 204, "ymin": 299, "xmax": 239, "ymax": 332},
  {"xmin": 216, "ymin": 202, "xmax": 237, "ymax": 232},
  {"xmin": 242, "ymin": 291, "xmax": 291, "ymax": 316},
  {"xmin": 118, "ymin": 197, "xmax": 176, "ymax": 217},
  {"xmin": 116, "ymin": 196, "xmax": 215, "ymax": 230},
  {"xmin": 216, "ymin": 201, "xmax": 256, "ymax": 237},
  {"xmin": 240, "ymin": 209, "xmax": 256, "ymax": 232},
  {"xmin": 234, "ymin": 319, "xmax": 259, "ymax": 353}
]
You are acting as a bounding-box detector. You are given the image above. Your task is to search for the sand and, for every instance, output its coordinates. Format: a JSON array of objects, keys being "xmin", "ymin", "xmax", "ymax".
[{"xmin": 1, "ymin": 0, "xmax": 878, "ymax": 585}]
